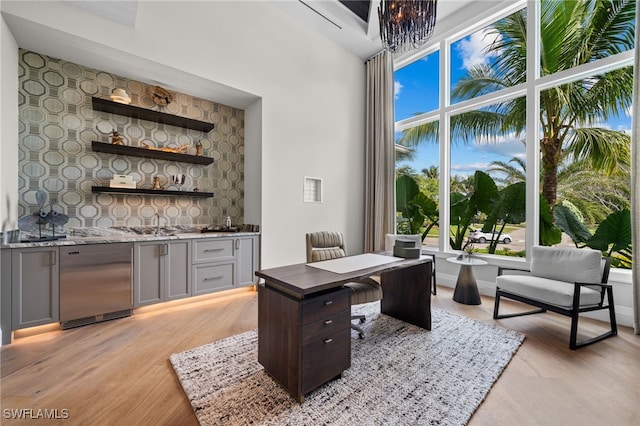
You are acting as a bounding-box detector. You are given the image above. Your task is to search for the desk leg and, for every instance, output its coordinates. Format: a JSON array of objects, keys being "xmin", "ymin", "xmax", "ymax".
[
  {"xmin": 380, "ymin": 262, "xmax": 431, "ymax": 330},
  {"xmin": 452, "ymin": 265, "xmax": 481, "ymax": 305}
]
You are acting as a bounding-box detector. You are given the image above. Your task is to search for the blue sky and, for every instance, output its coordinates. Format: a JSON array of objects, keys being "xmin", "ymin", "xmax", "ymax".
[{"xmin": 394, "ymin": 26, "xmax": 632, "ymax": 178}]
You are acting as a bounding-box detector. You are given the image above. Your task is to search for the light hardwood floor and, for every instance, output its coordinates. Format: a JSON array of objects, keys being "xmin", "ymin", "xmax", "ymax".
[{"xmin": 1, "ymin": 286, "xmax": 638, "ymax": 425}]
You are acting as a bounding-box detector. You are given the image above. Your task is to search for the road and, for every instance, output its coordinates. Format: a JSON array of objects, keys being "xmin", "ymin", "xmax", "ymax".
[{"xmin": 423, "ymin": 227, "xmax": 576, "ymax": 252}]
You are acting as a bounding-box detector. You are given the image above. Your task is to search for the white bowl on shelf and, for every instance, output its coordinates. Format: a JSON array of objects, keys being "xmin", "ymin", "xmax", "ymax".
[{"xmin": 110, "ymin": 88, "xmax": 131, "ymax": 105}]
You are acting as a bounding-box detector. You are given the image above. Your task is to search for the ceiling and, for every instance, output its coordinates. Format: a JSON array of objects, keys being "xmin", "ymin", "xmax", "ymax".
[
  {"xmin": 275, "ymin": 0, "xmax": 476, "ymax": 59},
  {"xmin": 5, "ymin": 0, "xmax": 480, "ymax": 109},
  {"xmin": 63, "ymin": 0, "xmax": 476, "ymax": 60}
]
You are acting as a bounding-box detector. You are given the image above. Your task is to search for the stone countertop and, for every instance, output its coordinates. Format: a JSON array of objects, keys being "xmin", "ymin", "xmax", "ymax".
[{"xmin": 1, "ymin": 226, "xmax": 260, "ymax": 249}]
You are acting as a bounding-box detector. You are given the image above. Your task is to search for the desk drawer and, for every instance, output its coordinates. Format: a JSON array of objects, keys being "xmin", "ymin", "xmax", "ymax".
[
  {"xmin": 302, "ymin": 310, "xmax": 350, "ymax": 346},
  {"xmin": 301, "ymin": 287, "xmax": 350, "ymax": 325},
  {"xmin": 301, "ymin": 326, "xmax": 350, "ymax": 394},
  {"xmin": 193, "ymin": 239, "xmax": 234, "ymax": 263}
]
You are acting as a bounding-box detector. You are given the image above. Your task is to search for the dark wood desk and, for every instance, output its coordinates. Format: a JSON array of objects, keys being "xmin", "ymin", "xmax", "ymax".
[{"xmin": 255, "ymin": 254, "xmax": 432, "ymax": 402}]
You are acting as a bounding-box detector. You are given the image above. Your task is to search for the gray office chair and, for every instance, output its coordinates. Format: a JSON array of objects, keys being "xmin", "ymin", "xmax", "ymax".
[
  {"xmin": 385, "ymin": 234, "xmax": 437, "ymax": 295},
  {"xmin": 306, "ymin": 231, "xmax": 382, "ymax": 339}
]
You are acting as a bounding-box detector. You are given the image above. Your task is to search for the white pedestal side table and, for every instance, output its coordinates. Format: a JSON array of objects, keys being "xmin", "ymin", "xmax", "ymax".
[{"xmin": 446, "ymin": 257, "xmax": 488, "ymax": 305}]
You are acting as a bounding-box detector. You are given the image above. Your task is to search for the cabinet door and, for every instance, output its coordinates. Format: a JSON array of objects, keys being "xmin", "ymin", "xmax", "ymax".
[
  {"xmin": 133, "ymin": 242, "xmax": 163, "ymax": 307},
  {"xmin": 11, "ymin": 247, "xmax": 59, "ymax": 329},
  {"xmin": 236, "ymin": 236, "xmax": 259, "ymax": 287},
  {"xmin": 166, "ymin": 240, "xmax": 191, "ymax": 301}
]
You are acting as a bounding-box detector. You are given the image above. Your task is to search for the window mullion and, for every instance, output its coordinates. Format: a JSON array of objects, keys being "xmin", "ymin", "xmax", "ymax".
[
  {"xmin": 525, "ymin": 0, "xmax": 540, "ymax": 259},
  {"xmin": 440, "ymin": 37, "xmax": 450, "ymax": 253}
]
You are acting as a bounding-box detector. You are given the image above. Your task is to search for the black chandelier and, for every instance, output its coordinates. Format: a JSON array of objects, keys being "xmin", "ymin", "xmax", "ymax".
[{"xmin": 378, "ymin": 0, "xmax": 438, "ymax": 54}]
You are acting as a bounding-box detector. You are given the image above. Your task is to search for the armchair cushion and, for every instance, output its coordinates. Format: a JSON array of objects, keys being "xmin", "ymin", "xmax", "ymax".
[
  {"xmin": 496, "ymin": 275, "xmax": 602, "ymax": 308},
  {"xmin": 530, "ymin": 246, "xmax": 601, "ymax": 286}
]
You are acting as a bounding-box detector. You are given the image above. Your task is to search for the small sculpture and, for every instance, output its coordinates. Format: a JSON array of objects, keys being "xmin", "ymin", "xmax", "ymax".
[
  {"xmin": 141, "ymin": 142, "xmax": 190, "ymax": 154},
  {"xmin": 97, "ymin": 126, "xmax": 126, "ymax": 145},
  {"xmin": 195, "ymin": 140, "xmax": 203, "ymax": 156},
  {"xmin": 109, "ymin": 130, "xmax": 126, "ymax": 145},
  {"xmin": 151, "ymin": 85, "xmax": 172, "ymax": 107},
  {"xmin": 18, "ymin": 190, "xmax": 69, "ymax": 241},
  {"xmin": 152, "ymin": 176, "xmax": 166, "ymax": 190},
  {"xmin": 171, "ymin": 174, "xmax": 186, "ymax": 191}
]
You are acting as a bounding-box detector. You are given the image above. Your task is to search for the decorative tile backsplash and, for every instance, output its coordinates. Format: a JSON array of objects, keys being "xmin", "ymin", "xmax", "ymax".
[{"xmin": 18, "ymin": 49, "xmax": 245, "ymax": 229}]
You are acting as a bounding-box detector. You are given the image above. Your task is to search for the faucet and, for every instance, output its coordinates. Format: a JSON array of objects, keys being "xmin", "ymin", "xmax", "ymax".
[{"xmin": 153, "ymin": 213, "xmax": 166, "ymax": 235}]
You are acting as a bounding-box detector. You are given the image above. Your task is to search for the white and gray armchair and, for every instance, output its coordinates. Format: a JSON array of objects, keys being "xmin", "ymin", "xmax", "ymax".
[{"xmin": 493, "ymin": 245, "xmax": 616, "ymax": 350}]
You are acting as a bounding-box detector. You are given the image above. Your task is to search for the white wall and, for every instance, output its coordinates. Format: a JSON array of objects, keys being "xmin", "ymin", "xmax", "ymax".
[
  {"xmin": 0, "ymin": 12, "xmax": 19, "ymax": 233},
  {"xmin": 0, "ymin": 8, "xmax": 20, "ymax": 347},
  {"xmin": 0, "ymin": 1, "xmax": 366, "ymax": 268}
]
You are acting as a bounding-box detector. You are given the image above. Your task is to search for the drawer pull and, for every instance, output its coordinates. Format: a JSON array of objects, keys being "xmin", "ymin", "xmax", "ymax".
[
  {"xmin": 203, "ymin": 275, "xmax": 224, "ymax": 281},
  {"xmin": 204, "ymin": 248, "xmax": 224, "ymax": 252},
  {"xmin": 324, "ymin": 300, "xmax": 333, "ymax": 306},
  {"xmin": 324, "ymin": 320, "xmax": 333, "ymax": 325},
  {"xmin": 324, "ymin": 338, "xmax": 333, "ymax": 344}
]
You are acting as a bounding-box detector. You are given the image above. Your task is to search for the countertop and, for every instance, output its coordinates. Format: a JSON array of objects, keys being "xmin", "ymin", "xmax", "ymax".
[{"xmin": 1, "ymin": 226, "xmax": 260, "ymax": 249}]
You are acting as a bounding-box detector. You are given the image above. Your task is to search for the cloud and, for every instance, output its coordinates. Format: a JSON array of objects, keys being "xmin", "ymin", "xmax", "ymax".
[
  {"xmin": 451, "ymin": 162, "xmax": 491, "ymax": 172},
  {"xmin": 394, "ymin": 80, "xmax": 403, "ymax": 100},
  {"xmin": 456, "ymin": 28, "xmax": 501, "ymax": 70},
  {"xmin": 472, "ymin": 133, "xmax": 525, "ymax": 158}
]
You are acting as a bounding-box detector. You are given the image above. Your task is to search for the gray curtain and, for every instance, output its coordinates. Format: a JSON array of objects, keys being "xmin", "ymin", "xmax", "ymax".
[
  {"xmin": 633, "ymin": 9, "xmax": 640, "ymax": 334},
  {"xmin": 364, "ymin": 51, "xmax": 395, "ymax": 252}
]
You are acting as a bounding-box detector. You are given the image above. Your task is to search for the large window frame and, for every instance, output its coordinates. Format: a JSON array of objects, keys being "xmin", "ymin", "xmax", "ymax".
[{"xmin": 394, "ymin": 0, "xmax": 635, "ymax": 261}]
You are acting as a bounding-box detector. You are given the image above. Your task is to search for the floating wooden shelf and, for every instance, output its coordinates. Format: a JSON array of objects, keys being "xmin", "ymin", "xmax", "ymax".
[
  {"xmin": 92, "ymin": 186, "xmax": 214, "ymax": 198},
  {"xmin": 91, "ymin": 141, "xmax": 214, "ymax": 165},
  {"xmin": 92, "ymin": 97, "xmax": 215, "ymax": 132}
]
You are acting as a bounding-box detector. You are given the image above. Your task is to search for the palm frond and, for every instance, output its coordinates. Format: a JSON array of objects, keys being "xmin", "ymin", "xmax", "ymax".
[
  {"xmin": 564, "ymin": 127, "xmax": 631, "ymax": 174},
  {"xmin": 488, "ymin": 157, "xmax": 526, "ymax": 184},
  {"xmin": 397, "ymin": 121, "xmax": 439, "ymax": 149},
  {"xmin": 578, "ymin": 0, "xmax": 636, "ymax": 62}
]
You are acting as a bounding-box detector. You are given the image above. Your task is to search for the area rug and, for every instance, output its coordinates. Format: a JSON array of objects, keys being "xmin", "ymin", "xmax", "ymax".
[{"xmin": 170, "ymin": 303, "xmax": 524, "ymax": 426}]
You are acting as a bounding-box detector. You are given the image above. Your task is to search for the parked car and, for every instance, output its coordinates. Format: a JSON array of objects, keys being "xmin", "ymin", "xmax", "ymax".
[{"xmin": 468, "ymin": 229, "xmax": 512, "ymax": 244}]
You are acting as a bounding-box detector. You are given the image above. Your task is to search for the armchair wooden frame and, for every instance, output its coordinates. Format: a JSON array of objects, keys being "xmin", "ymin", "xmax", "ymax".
[{"xmin": 493, "ymin": 257, "xmax": 617, "ymax": 350}]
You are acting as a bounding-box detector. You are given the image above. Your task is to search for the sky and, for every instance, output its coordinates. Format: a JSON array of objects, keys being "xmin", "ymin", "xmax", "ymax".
[{"xmin": 394, "ymin": 23, "xmax": 633, "ymax": 179}]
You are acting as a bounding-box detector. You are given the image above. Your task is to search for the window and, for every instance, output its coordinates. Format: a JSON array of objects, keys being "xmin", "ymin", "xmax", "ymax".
[
  {"xmin": 394, "ymin": 0, "xmax": 635, "ymax": 267},
  {"xmin": 394, "ymin": 50, "xmax": 440, "ymax": 121},
  {"xmin": 450, "ymin": 8, "xmax": 527, "ymax": 104},
  {"xmin": 449, "ymin": 100, "xmax": 526, "ymax": 255}
]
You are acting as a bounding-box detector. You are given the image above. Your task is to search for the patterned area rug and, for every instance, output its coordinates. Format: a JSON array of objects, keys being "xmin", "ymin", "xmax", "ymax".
[{"xmin": 170, "ymin": 303, "xmax": 524, "ymax": 425}]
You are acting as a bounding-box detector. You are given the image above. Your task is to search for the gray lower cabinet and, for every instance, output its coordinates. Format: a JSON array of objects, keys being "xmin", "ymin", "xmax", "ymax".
[
  {"xmin": 11, "ymin": 247, "xmax": 60, "ymax": 329},
  {"xmin": 133, "ymin": 240, "xmax": 191, "ymax": 307},
  {"xmin": 192, "ymin": 236, "xmax": 259, "ymax": 295},
  {"xmin": 237, "ymin": 236, "xmax": 259, "ymax": 287}
]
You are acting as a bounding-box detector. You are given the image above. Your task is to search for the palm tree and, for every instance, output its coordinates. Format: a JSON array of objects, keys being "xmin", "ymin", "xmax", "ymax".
[
  {"xmin": 450, "ymin": 174, "xmax": 475, "ymax": 195},
  {"xmin": 488, "ymin": 157, "xmax": 526, "ymax": 185},
  {"xmin": 556, "ymin": 159, "xmax": 631, "ymax": 223},
  {"xmin": 396, "ymin": 165, "xmax": 417, "ymax": 176},
  {"xmin": 488, "ymin": 154, "xmax": 631, "ymax": 224},
  {"xmin": 399, "ymin": 0, "xmax": 635, "ymax": 211},
  {"xmin": 421, "ymin": 165, "xmax": 439, "ymax": 179}
]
